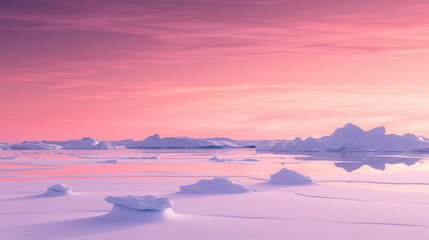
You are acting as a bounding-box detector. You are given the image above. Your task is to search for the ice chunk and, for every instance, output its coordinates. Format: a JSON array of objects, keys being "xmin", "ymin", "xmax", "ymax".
[
  {"xmin": 268, "ymin": 168, "xmax": 313, "ymax": 185},
  {"xmin": 0, "ymin": 156, "xmax": 20, "ymax": 159},
  {"xmin": 209, "ymin": 156, "xmax": 232, "ymax": 162},
  {"xmin": 0, "ymin": 142, "xmax": 11, "ymax": 150},
  {"xmin": 179, "ymin": 177, "xmax": 249, "ymax": 194},
  {"xmin": 105, "ymin": 195, "xmax": 173, "ymax": 210},
  {"xmin": 100, "ymin": 160, "xmax": 118, "ymax": 164},
  {"xmin": 242, "ymin": 158, "xmax": 259, "ymax": 162},
  {"xmin": 47, "ymin": 183, "xmax": 73, "ymax": 193},
  {"xmin": 141, "ymin": 155, "xmax": 159, "ymax": 159}
]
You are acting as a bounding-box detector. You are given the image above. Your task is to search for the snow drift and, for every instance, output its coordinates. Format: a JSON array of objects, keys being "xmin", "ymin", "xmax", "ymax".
[
  {"xmin": 268, "ymin": 168, "xmax": 313, "ymax": 185},
  {"xmin": 269, "ymin": 123, "xmax": 429, "ymax": 152},
  {"xmin": 179, "ymin": 177, "xmax": 249, "ymax": 194}
]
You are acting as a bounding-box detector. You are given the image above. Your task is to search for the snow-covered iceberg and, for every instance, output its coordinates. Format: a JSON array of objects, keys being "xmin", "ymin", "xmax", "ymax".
[
  {"xmin": 179, "ymin": 177, "xmax": 249, "ymax": 194},
  {"xmin": 242, "ymin": 158, "xmax": 260, "ymax": 162},
  {"xmin": 105, "ymin": 195, "xmax": 173, "ymax": 210},
  {"xmin": 209, "ymin": 156, "xmax": 232, "ymax": 162},
  {"xmin": 125, "ymin": 134, "xmax": 267, "ymax": 149},
  {"xmin": 141, "ymin": 155, "xmax": 159, "ymax": 160},
  {"xmin": 43, "ymin": 183, "xmax": 73, "ymax": 196},
  {"xmin": 8, "ymin": 137, "xmax": 113, "ymax": 150},
  {"xmin": 10, "ymin": 142, "xmax": 62, "ymax": 150},
  {"xmin": 100, "ymin": 160, "xmax": 118, "ymax": 164},
  {"xmin": 0, "ymin": 142, "xmax": 10, "ymax": 150},
  {"xmin": 268, "ymin": 168, "xmax": 313, "ymax": 185},
  {"xmin": 269, "ymin": 123, "xmax": 429, "ymax": 152},
  {"xmin": 42, "ymin": 137, "xmax": 114, "ymax": 149}
]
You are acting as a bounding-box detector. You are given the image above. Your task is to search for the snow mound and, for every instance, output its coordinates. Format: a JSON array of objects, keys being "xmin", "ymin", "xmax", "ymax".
[
  {"xmin": 45, "ymin": 183, "xmax": 73, "ymax": 196},
  {"xmin": 105, "ymin": 195, "xmax": 173, "ymax": 210},
  {"xmin": 268, "ymin": 168, "xmax": 313, "ymax": 185},
  {"xmin": 179, "ymin": 177, "xmax": 249, "ymax": 194}
]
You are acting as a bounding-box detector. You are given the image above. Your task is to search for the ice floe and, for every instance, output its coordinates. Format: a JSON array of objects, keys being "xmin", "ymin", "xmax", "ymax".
[
  {"xmin": 100, "ymin": 160, "xmax": 118, "ymax": 164},
  {"xmin": 141, "ymin": 155, "xmax": 159, "ymax": 160},
  {"xmin": 179, "ymin": 177, "xmax": 249, "ymax": 194},
  {"xmin": 242, "ymin": 158, "xmax": 260, "ymax": 162},
  {"xmin": 268, "ymin": 168, "xmax": 313, "ymax": 185}
]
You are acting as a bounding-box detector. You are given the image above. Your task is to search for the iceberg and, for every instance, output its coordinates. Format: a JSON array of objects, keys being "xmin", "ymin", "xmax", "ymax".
[
  {"xmin": 242, "ymin": 158, "xmax": 260, "ymax": 162},
  {"xmin": 0, "ymin": 142, "xmax": 10, "ymax": 150},
  {"xmin": 269, "ymin": 123, "xmax": 429, "ymax": 152},
  {"xmin": 141, "ymin": 155, "xmax": 159, "ymax": 160},
  {"xmin": 105, "ymin": 195, "xmax": 173, "ymax": 210},
  {"xmin": 124, "ymin": 134, "xmax": 273, "ymax": 149},
  {"xmin": 42, "ymin": 137, "xmax": 114, "ymax": 149},
  {"xmin": 268, "ymin": 168, "xmax": 313, "ymax": 185},
  {"xmin": 100, "ymin": 160, "xmax": 118, "ymax": 164},
  {"xmin": 179, "ymin": 177, "xmax": 249, "ymax": 194},
  {"xmin": 10, "ymin": 142, "xmax": 62, "ymax": 150}
]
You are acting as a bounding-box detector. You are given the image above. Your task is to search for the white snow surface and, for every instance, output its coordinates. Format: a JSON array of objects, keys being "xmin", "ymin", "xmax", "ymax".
[
  {"xmin": 105, "ymin": 195, "xmax": 173, "ymax": 210},
  {"xmin": 269, "ymin": 168, "xmax": 313, "ymax": 185},
  {"xmin": 270, "ymin": 123, "xmax": 429, "ymax": 152},
  {"xmin": 179, "ymin": 177, "xmax": 249, "ymax": 194}
]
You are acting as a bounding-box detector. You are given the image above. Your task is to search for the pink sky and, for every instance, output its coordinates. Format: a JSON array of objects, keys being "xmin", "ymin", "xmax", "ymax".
[{"xmin": 1, "ymin": 0, "xmax": 429, "ymax": 142}]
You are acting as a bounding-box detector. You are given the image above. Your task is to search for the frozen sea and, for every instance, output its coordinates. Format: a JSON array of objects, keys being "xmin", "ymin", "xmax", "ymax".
[{"xmin": 1, "ymin": 148, "xmax": 428, "ymax": 239}]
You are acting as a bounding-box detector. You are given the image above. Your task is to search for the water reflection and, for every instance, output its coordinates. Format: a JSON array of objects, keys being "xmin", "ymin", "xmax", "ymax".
[{"xmin": 294, "ymin": 152, "xmax": 425, "ymax": 172}]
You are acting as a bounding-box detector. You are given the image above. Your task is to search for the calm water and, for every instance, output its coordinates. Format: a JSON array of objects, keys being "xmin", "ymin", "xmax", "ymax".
[{"xmin": 1, "ymin": 148, "xmax": 428, "ymax": 183}]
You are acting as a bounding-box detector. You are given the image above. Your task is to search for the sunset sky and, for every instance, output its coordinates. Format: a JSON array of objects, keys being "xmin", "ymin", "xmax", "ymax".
[{"xmin": 1, "ymin": 0, "xmax": 429, "ymax": 142}]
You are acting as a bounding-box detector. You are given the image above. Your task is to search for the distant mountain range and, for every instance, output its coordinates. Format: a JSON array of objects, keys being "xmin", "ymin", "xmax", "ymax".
[{"xmin": 1, "ymin": 123, "xmax": 429, "ymax": 152}]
